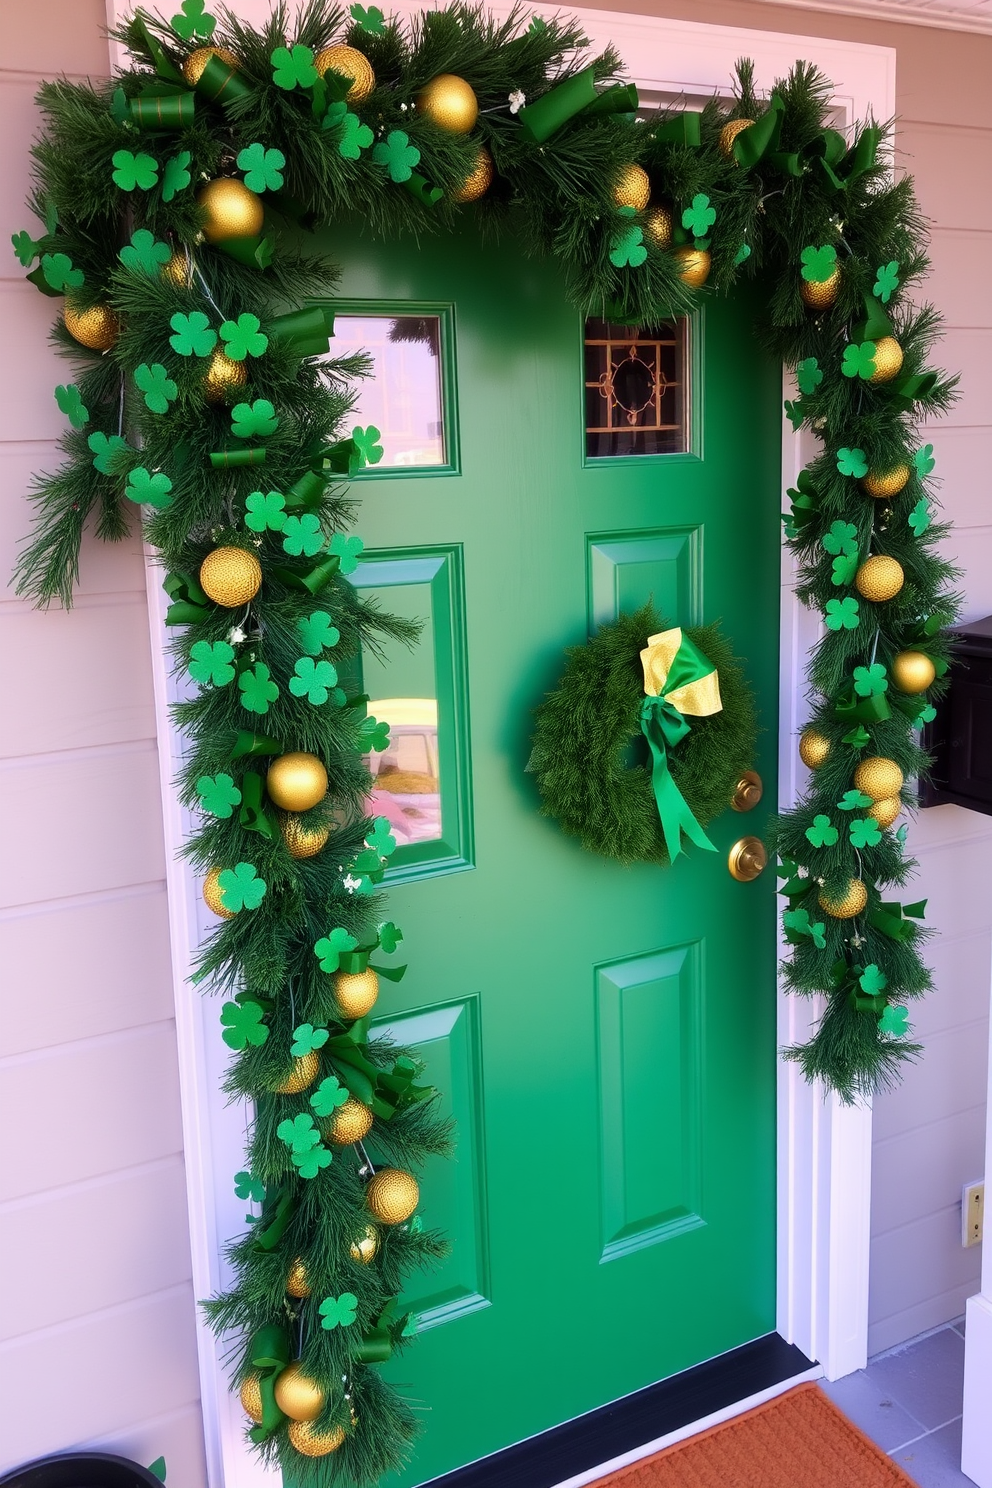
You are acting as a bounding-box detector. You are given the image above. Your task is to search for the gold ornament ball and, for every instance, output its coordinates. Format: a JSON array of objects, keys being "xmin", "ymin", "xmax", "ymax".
[
  {"xmin": 611, "ymin": 163, "xmax": 651, "ymax": 212},
  {"xmin": 203, "ymin": 865, "xmax": 234, "ymax": 919},
  {"xmin": 203, "ymin": 350, "xmax": 248, "ymax": 403},
  {"xmin": 314, "ymin": 45, "xmax": 375, "ymax": 103},
  {"xmin": 366, "ymin": 1167, "xmax": 420, "ymax": 1226},
  {"xmin": 162, "ymin": 249, "xmax": 192, "ymax": 289},
  {"xmin": 674, "ymin": 247, "xmax": 711, "ymax": 288},
  {"xmin": 416, "ymin": 73, "xmax": 479, "ymax": 133},
  {"xmin": 273, "ymin": 1051, "xmax": 321, "ymax": 1096},
  {"xmin": 451, "ymin": 147, "xmax": 494, "ymax": 204},
  {"xmin": 643, "ymin": 205, "xmax": 673, "ymax": 249},
  {"xmin": 285, "ymin": 1257, "xmax": 311, "ymax": 1299},
  {"xmin": 267, "ymin": 753, "xmax": 328, "ymax": 812},
  {"xmin": 199, "ymin": 546, "xmax": 262, "ymax": 608},
  {"xmin": 350, "ymin": 1224, "xmax": 379, "ymax": 1265},
  {"xmin": 819, "ymin": 879, "xmax": 868, "ymax": 919},
  {"xmin": 63, "ymin": 301, "xmax": 119, "ymax": 351},
  {"xmin": 281, "ymin": 814, "xmax": 331, "ymax": 860},
  {"xmin": 197, "ymin": 178, "xmax": 265, "ymax": 244},
  {"xmin": 327, "ymin": 1098, "xmax": 374, "ymax": 1146},
  {"xmin": 854, "ymin": 756, "xmax": 905, "ymax": 800},
  {"xmin": 862, "ymin": 465, "xmax": 910, "ymax": 499},
  {"xmin": 239, "ymin": 1373, "xmax": 263, "ymax": 1424},
  {"xmin": 799, "ymin": 728, "xmax": 831, "ymax": 770},
  {"xmin": 869, "ymin": 336, "xmax": 904, "ymax": 384},
  {"xmin": 287, "ymin": 1420, "xmax": 346, "ymax": 1458},
  {"xmin": 273, "ymin": 1362, "xmax": 326, "ymax": 1422},
  {"xmin": 182, "ymin": 45, "xmax": 239, "ymax": 85},
  {"xmin": 719, "ymin": 117, "xmax": 754, "ymax": 159},
  {"xmin": 800, "ymin": 268, "xmax": 840, "ymax": 310},
  {"xmin": 855, "ymin": 554, "xmax": 905, "ymax": 603},
  {"xmin": 333, "ymin": 968, "xmax": 379, "ymax": 1020},
  {"xmin": 891, "ymin": 649, "xmax": 937, "ymax": 695},
  {"xmin": 869, "ymin": 795, "xmax": 902, "ymax": 829}
]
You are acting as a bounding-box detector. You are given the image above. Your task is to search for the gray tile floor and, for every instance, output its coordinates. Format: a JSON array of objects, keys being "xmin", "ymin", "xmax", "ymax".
[{"xmin": 821, "ymin": 1320, "xmax": 974, "ymax": 1486}]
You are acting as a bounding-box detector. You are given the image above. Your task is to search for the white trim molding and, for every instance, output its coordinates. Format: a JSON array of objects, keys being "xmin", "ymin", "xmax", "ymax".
[
  {"xmin": 737, "ymin": 0, "xmax": 992, "ymax": 39},
  {"xmin": 962, "ymin": 971, "xmax": 992, "ymax": 1488}
]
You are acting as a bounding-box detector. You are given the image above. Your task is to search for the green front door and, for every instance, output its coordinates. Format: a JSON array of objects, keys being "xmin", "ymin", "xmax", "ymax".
[{"xmin": 318, "ymin": 223, "xmax": 781, "ymax": 1486}]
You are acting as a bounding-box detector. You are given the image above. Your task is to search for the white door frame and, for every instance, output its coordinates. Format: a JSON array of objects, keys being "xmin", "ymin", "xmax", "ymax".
[{"xmin": 105, "ymin": 5, "xmax": 896, "ymax": 1483}]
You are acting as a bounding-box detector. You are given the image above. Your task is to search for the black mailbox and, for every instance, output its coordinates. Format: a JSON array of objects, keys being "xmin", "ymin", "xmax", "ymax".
[{"xmin": 921, "ymin": 614, "xmax": 992, "ymax": 814}]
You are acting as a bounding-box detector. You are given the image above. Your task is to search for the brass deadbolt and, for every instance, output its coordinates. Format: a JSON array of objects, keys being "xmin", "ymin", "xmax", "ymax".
[
  {"xmin": 728, "ymin": 836, "xmax": 768, "ymax": 882},
  {"xmin": 731, "ymin": 769, "xmax": 763, "ymax": 812}
]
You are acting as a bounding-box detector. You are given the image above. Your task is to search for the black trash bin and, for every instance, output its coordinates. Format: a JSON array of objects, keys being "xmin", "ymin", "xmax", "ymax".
[{"xmin": 0, "ymin": 1454, "xmax": 163, "ymax": 1488}]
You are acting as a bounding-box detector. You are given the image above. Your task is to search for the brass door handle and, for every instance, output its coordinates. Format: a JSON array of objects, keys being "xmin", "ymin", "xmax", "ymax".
[
  {"xmin": 728, "ymin": 836, "xmax": 768, "ymax": 882},
  {"xmin": 731, "ymin": 770, "xmax": 763, "ymax": 812}
]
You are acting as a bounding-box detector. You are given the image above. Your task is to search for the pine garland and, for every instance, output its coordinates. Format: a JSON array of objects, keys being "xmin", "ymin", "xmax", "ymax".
[{"xmin": 12, "ymin": 0, "xmax": 959, "ymax": 1477}]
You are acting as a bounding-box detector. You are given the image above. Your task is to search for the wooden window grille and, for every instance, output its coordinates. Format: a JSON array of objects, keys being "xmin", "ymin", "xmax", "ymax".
[{"xmin": 584, "ymin": 317, "xmax": 689, "ymax": 458}]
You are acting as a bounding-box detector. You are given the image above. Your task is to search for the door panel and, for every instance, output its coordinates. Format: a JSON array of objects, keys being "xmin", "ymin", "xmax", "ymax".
[{"xmin": 307, "ymin": 222, "xmax": 781, "ymax": 1486}]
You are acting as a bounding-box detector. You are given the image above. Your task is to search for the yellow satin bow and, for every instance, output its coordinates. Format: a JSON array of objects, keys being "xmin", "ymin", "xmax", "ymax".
[{"xmin": 639, "ymin": 627, "xmax": 723, "ymax": 717}]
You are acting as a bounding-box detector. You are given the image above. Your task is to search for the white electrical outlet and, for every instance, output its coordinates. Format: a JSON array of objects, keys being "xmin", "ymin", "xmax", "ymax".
[{"xmin": 962, "ymin": 1181, "xmax": 985, "ymax": 1247}]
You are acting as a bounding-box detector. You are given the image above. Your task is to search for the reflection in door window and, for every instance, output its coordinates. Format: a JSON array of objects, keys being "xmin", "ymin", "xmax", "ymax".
[
  {"xmin": 584, "ymin": 316, "xmax": 689, "ymax": 458},
  {"xmin": 331, "ymin": 315, "xmax": 446, "ymax": 468}
]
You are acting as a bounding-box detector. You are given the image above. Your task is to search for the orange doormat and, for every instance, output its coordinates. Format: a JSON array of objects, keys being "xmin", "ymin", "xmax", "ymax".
[{"xmin": 588, "ymin": 1382, "xmax": 917, "ymax": 1488}]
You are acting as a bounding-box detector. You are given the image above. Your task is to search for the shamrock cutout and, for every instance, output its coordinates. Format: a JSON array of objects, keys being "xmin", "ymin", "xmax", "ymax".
[
  {"xmin": 337, "ymin": 113, "xmax": 375, "ymax": 160},
  {"xmin": 841, "ymin": 341, "xmax": 877, "ymax": 381},
  {"xmin": 359, "ymin": 715, "xmax": 390, "ymax": 752},
  {"xmin": 843, "ymin": 725, "xmax": 871, "ymax": 748},
  {"xmin": 282, "ymin": 513, "xmax": 324, "ymax": 557},
  {"xmin": 120, "ymin": 229, "xmax": 171, "ymax": 276},
  {"xmin": 352, "ymin": 426, "xmax": 384, "ymax": 467},
  {"xmin": 796, "ymin": 358, "xmax": 822, "ymax": 395},
  {"xmin": 849, "ymin": 817, "xmax": 882, "ymax": 848},
  {"xmin": 837, "ymin": 789, "xmax": 874, "ymax": 811},
  {"xmin": 681, "ymin": 193, "xmax": 716, "ymax": 238},
  {"xmin": 220, "ymin": 1000, "xmax": 268, "ymax": 1049},
  {"xmin": 377, "ymin": 921, "xmax": 403, "ymax": 953},
  {"xmin": 609, "ymin": 224, "xmax": 647, "ymax": 269},
  {"xmin": 914, "ymin": 444, "xmax": 935, "ymax": 477},
  {"xmin": 330, "ymin": 532, "xmax": 364, "ymax": 574},
  {"xmin": 171, "ymin": 0, "xmax": 216, "ymax": 40},
  {"xmin": 231, "ymin": 399, "xmax": 278, "ymax": 439},
  {"xmin": 366, "ymin": 816, "xmax": 396, "ymax": 856},
  {"xmin": 277, "ymin": 1113, "xmax": 320, "ymax": 1152},
  {"xmin": 350, "ymin": 2, "xmax": 385, "ymax": 29},
  {"xmin": 918, "ymin": 704, "xmax": 937, "ymax": 725},
  {"xmin": 734, "ymin": 242, "xmax": 751, "ymax": 266},
  {"xmin": 783, "ymin": 908, "xmax": 827, "ymax": 949},
  {"xmin": 218, "ymin": 862, "xmax": 267, "ymax": 912},
  {"xmin": 126, "ymin": 467, "xmax": 174, "ymax": 510},
  {"xmin": 837, "ymin": 447, "xmax": 868, "ymax": 478},
  {"xmin": 220, "ymin": 313, "xmax": 268, "ymax": 361},
  {"xmin": 291, "ymin": 1023, "xmax": 329, "ymax": 1057},
  {"xmin": 800, "ymin": 244, "xmax": 837, "ymax": 283},
  {"xmin": 831, "ymin": 554, "xmax": 858, "ymax": 588},
  {"xmin": 189, "ymin": 640, "xmax": 236, "ymax": 687},
  {"xmin": 162, "ymin": 151, "xmax": 192, "ymax": 203},
  {"xmin": 853, "ymin": 663, "xmax": 888, "ymax": 697},
  {"xmin": 112, "ymin": 150, "xmax": 159, "ymax": 192},
  {"xmin": 239, "ymin": 662, "xmax": 279, "ymax": 715},
  {"xmin": 822, "ymin": 520, "xmax": 858, "ymax": 556},
  {"xmin": 245, "ymin": 490, "xmax": 287, "ymax": 533},
  {"xmin": 318, "ymin": 1293, "xmax": 358, "ymax": 1330},
  {"xmin": 873, "ymin": 260, "xmax": 900, "ymax": 304},
  {"xmin": 783, "ymin": 400, "xmax": 805, "ymax": 432},
  {"xmin": 290, "ymin": 657, "xmax": 339, "ymax": 705},
  {"xmin": 298, "ymin": 611, "xmax": 340, "ymax": 656},
  {"xmin": 896, "ymin": 822, "xmax": 910, "ymax": 845},
  {"xmin": 879, "ymin": 1005, "xmax": 910, "ymax": 1037},
  {"xmin": 55, "ymin": 384, "xmax": 89, "ymax": 429},
  {"xmin": 324, "ymin": 101, "xmax": 348, "ymax": 130},
  {"xmin": 41, "ymin": 252, "xmax": 84, "ymax": 292},
  {"xmin": 234, "ymin": 1170, "xmax": 265, "ymax": 1202},
  {"xmin": 11, "ymin": 230, "xmax": 40, "ymax": 267},
  {"xmin": 134, "ymin": 363, "xmax": 178, "ymax": 414},
  {"xmin": 271, "ymin": 43, "xmax": 319, "ymax": 90},
  {"xmin": 310, "ymin": 1075, "xmax": 349, "ymax": 1117},
  {"xmin": 825, "ymin": 596, "xmax": 860, "ymax": 631},
  {"xmin": 909, "ymin": 498, "xmax": 931, "ymax": 536},
  {"xmin": 294, "ymin": 1145, "xmax": 332, "ymax": 1178},
  {"xmin": 196, "ymin": 772, "xmax": 241, "ymax": 816},
  {"xmin": 860, "ymin": 964, "xmax": 888, "ymax": 996},
  {"xmin": 805, "ymin": 814, "xmax": 839, "ymax": 848},
  {"xmin": 237, "ymin": 143, "xmax": 285, "ymax": 193},
  {"xmin": 170, "ymin": 311, "xmax": 217, "ymax": 358},
  {"xmin": 314, "ymin": 926, "xmax": 358, "ymax": 973},
  {"xmin": 87, "ymin": 431, "xmax": 129, "ymax": 475},
  {"xmin": 372, "ymin": 130, "xmax": 421, "ymax": 183}
]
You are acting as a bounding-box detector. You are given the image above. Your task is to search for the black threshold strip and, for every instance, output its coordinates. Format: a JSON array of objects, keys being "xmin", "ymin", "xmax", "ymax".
[{"xmin": 422, "ymin": 1333, "xmax": 816, "ymax": 1488}]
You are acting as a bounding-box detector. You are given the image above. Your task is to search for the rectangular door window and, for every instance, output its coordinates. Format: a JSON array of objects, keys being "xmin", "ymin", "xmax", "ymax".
[
  {"xmin": 584, "ymin": 316, "xmax": 689, "ymax": 458},
  {"xmin": 331, "ymin": 313, "xmax": 449, "ymax": 470}
]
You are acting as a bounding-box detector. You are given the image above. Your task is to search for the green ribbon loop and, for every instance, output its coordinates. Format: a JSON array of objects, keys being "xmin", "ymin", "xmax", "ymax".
[
  {"xmin": 193, "ymin": 53, "xmax": 252, "ymax": 105},
  {"xmin": 733, "ymin": 94, "xmax": 786, "ymax": 168},
  {"xmin": 216, "ymin": 235, "xmax": 274, "ymax": 271},
  {"xmin": 268, "ymin": 306, "xmax": 336, "ymax": 357},
  {"xmin": 639, "ymin": 695, "xmax": 716, "ymax": 861},
  {"xmin": 834, "ymin": 689, "xmax": 892, "ymax": 725},
  {"xmin": 734, "ymin": 99, "xmax": 879, "ymax": 194},
  {"xmin": 404, "ymin": 174, "xmax": 444, "ymax": 207},
  {"xmin": 252, "ymin": 1183, "xmax": 296, "ymax": 1251},
  {"xmin": 163, "ymin": 571, "xmax": 211, "ymax": 625},
  {"xmin": 581, "ymin": 82, "xmax": 640, "ymax": 119},
  {"xmin": 210, "ymin": 448, "xmax": 267, "ymax": 469},
  {"xmin": 284, "ymin": 470, "xmax": 328, "ymax": 510},
  {"xmin": 887, "ymin": 372, "xmax": 940, "ymax": 411},
  {"xmin": 129, "ymin": 88, "xmax": 196, "ymax": 128},
  {"xmin": 355, "ymin": 1300, "xmax": 410, "ymax": 1364},
  {"xmin": 239, "ymin": 770, "xmax": 278, "ymax": 841},
  {"xmin": 869, "ymin": 899, "xmax": 927, "ymax": 942},
  {"xmin": 134, "ymin": 17, "xmax": 186, "ymax": 85},
  {"xmin": 324, "ymin": 1019, "xmax": 432, "ymax": 1120},
  {"xmin": 272, "ymin": 554, "xmax": 340, "ymax": 595},
  {"xmin": 652, "ymin": 112, "xmax": 702, "ymax": 147},
  {"xmin": 228, "ymin": 729, "xmax": 285, "ymax": 761},
  {"xmin": 518, "ymin": 65, "xmax": 598, "ymax": 143},
  {"xmin": 246, "ymin": 1323, "xmax": 290, "ymax": 1441}
]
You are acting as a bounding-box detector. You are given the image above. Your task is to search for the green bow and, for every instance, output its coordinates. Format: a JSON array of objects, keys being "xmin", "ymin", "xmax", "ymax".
[
  {"xmin": 639, "ymin": 696, "xmax": 716, "ymax": 861},
  {"xmin": 245, "ymin": 1324, "xmax": 290, "ymax": 1442},
  {"xmin": 734, "ymin": 95, "xmax": 880, "ymax": 193}
]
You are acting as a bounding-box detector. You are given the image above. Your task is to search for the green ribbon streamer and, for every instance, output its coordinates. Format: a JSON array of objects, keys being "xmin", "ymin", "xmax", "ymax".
[
  {"xmin": 252, "ymin": 1184, "xmax": 296, "ymax": 1252},
  {"xmin": 639, "ymin": 694, "xmax": 716, "ymax": 861},
  {"xmin": 734, "ymin": 97, "xmax": 879, "ymax": 193},
  {"xmin": 239, "ymin": 770, "xmax": 278, "ymax": 841},
  {"xmin": 216, "ymin": 234, "xmax": 274, "ymax": 271},
  {"xmin": 163, "ymin": 571, "xmax": 211, "ymax": 625},
  {"xmin": 210, "ymin": 448, "xmax": 267, "ymax": 469},
  {"xmin": 403, "ymin": 174, "xmax": 444, "ymax": 207},
  {"xmin": 518, "ymin": 65, "xmax": 598, "ymax": 143},
  {"xmin": 733, "ymin": 94, "xmax": 786, "ymax": 168},
  {"xmin": 228, "ymin": 729, "xmax": 285, "ymax": 761},
  {"xmin": 860, "ymin": 292, "xmax": 895, "ymax": 343},
  {"xmin": 246, "ymin": 1323, "xmax": 290, "ymax": 1441},
  {"xmin": 324, "ymin": 1019, "xmax": 432, "ymax": 1119},
  {"xmin": 581, "ymin": 82, "xmax": 640, "ymax": 119},
  {"xmin": 777, "ymin": 857, "xmax": 811, "ymax": 904},
  {"xmin": 133, "ymin": 16, "xmax": 186, "ymax": 85},
  {"xmin": 869, "ymin": 899, "xmax": 927, "ymax": 942},
  {"xmin": 355, "ymin": 1300, "xmax": 410, "ymax": 1364},
  {"xmin": 652, "ymin": 112, "xmax": 702, "ymax": 147},
  {"xmin": 272, "ymin": 554, "xmax": 340, "ymax": 595},
  {"xmin": 887, "ymin": 372, "xmax": 940, "ymax": 412},
  {"xmin": 25, "ymin": 266, "xmax": 62, "ymax": 297},
  {"xmin": 130, "ymin": 88, "xmax": 196, "ymax": 128},
  {"xmin": 283, "ymin": 470, "xmax": 328, "ymax": 510},
  {"xmin": 193, "ymin": 53, "xmax": 252, "ymax": 105},
  {"xmin": 834, "ymin": 689, "xmax": 892, "ymax": 725},
  {"xmin": 268, "ymin": 306, "xmax": 336, "ymax": 357}
]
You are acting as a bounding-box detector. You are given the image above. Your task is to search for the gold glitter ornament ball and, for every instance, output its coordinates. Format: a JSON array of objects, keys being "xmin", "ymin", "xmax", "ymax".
[
  {"xmin": 855, "ymin": 756, "xmax": 904, "ymax": 801},
  {"xmin": 452, "ymin": 147, "xmax": 494, "ymax": 203},
  {"xmin": 274, "ymin": 1362, "xmax": 326, "ymax": 1422},
  {"xmin": 203, "ymin": 865, "xmax": 234, "ymax": 919},
  {"xmin": 799, "ymin": 728, "xmax": 831, "ymax": 770},
  {"xmin": 855, "ymin": 554, "xmax": 905, "ymax": 603},
  {"xmin": 272, "ymin": 1051, "xmax": 320, "ymax": 1095},
  {"xmin": 197, "ymin": 178, "xmax": 265, "ymax": 244},
  {"xmin": 869, "ymin": 795, "xmax": 902, "ymax": 829},
  {"xmin": 162, "ymin": 249, "xmax": 192, "ymax": 289},
  {"xmin": 869, "ymin": 336, "xmax": 904, "ymax": 384},
  {"xmin": 333, "ymin": 968, "xmax": 379, "ymax": 1020},
  {"xmin": 819, "ymin": 879, "xmax": 868, "ymax": 919},
  {"xmin": 327, "ymin": 1098, "xmax": 374, "ymax": 1146},
  {"xmin": 281, "ymin": 814, "xmax": 331, "ymax": 860},
  {"xmin": 416, "ymin": 73, "xmax": 479, "ymax": 133},
  {"xmin": 611, "ymin": 163, "xmax": 651, "ymax": 212},
  {"xmin": 800, "ymin": 268, "xmax": 840, "ymax": 310},
  {"xmin": 199, "ymin": 546, "xmax": 262, "ymax": 607},
  {"xmin": 862, "ymin": 465, "xmax": 910, "ymax": 499},
  {"xmin": 285, "ymin": 1258, "xmax": 311, "ymax": 1298},
  {"xmin": 643, "ymin": 205, "xmax": 673, "ymax": 249},
  {"xmin": 314, "ymin": 44, "xmax": 375, "ymax": 102},
  {"xmin": 892, "ymin": 649, "xmax": 937, "ymax": 694},
  {"xmin": 287, "ymin": 1421, "xmax": 346, "ymax": 1458},
  {"xmin": 203, "ymin": 350, "xmax": 248, "ymax": 403},
  {"xmin": 350, "ymin": 1224, "xmax": 379, "ymax": 1264},
  {"xmin": 719, "ymin": 117, "xmax": 754, "ymax": 159},
  {"xmin": 239, "ymin": 1373, "xmax": 263, "ymax": 1424},
  {"xmin": 674, "ymin": 248, "xmax": 711, "ymax": 288},
  {"xmin": 182, "ymin": 45, "xmax": 239, "ymax": 84},
  {"xmin": 366, "ymin": 1167, "xmax": 419, "ymax": 1225},
  {"xmin": 267, "ymin": 753, "xmax": 328, "ymax": 812},
  {"xmin": 63, "ymin": 301, "xmax": 118, "ymax": 351}
]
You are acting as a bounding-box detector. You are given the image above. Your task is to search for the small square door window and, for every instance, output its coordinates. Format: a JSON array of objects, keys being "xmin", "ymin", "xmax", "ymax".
[
  {"xmin": 331, "ymin": 314, "xmax": 447, "ymax": 469},
  {"xmin": 584, "ymin": 316, "xmax": 689, "ymax": 458}
]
